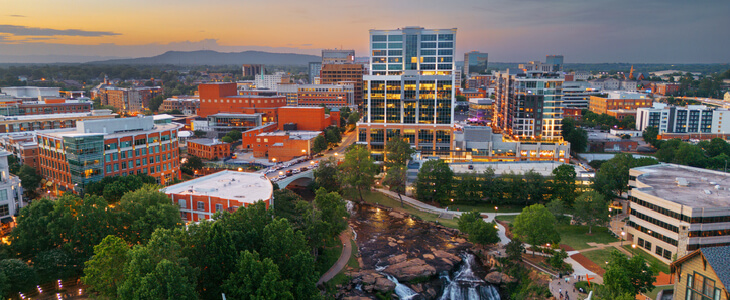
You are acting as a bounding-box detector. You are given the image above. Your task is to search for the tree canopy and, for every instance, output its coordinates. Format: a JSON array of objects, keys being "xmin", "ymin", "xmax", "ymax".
[{"xmin": 512, "ymin": 204, "xmax": 560, "ymax": 255}]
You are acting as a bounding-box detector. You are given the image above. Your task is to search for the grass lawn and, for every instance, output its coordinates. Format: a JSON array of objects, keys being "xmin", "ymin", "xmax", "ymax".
[
  {"xmin": 557, "ymin": 224, "xmax": 618, "ymax": 250},
  {"xmin": 316, "ymin": 237, "xmax": 343, "ymax": 276},
  {"xmin": 581, "ymin": 248, "xmax": 616, "ymax": 269},
  {"xmin": 622, "ymin": 245, "xmax": 670, "ymax": 274},
  {"xmin": 447, "ymin": 203, "xmax": 525, "ymax": 214},
  {"xmin": 356, "ymin": 190, "xmax": 459, "ymax": 229},
  {"xmin": 495, "ymin": 215, "xmax": 517, "ymax": 223},
  {"xmin": 347, "ymin": 239, "xmax": 359, "ymax": 270},
  {"xmin": 645, "ymin": 285, "xmax": 673, "ymax": 299}
]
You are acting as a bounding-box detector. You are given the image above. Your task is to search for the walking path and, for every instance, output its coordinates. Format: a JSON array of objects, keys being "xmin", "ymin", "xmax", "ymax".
[{"xmin": 317, "ymin": 227, "xmax": 354, "ymax": 286}]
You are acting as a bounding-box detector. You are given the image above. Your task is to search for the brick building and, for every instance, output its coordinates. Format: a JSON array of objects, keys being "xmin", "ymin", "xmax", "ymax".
[
  {"xmin": 101, "ymin": 86, "xmax": 162, "ymax": 113},
  {"xmin": 653, "ymin": 82, "xmax": 681, "ymax": 96},
  {"xmin": 164, "ymin": 170, "xmax": 273, "ymax": 222},
  {"xmin": 589, "ymin": 92, "xmax": 652, "ymax": 115},
  {"xmin": 251, "ymin": 131, "xmax": 320, "ymax": 162},
  {"xmin": 198, "ymin": 83, "xmax": 286, "ymax": 118},
  {"xmin": 0, "ymin": 133, "xmax": 39, "ymax": 170},
  {"xmin": 160, "ymin": 97, "xmax": 200, "ymax": 115},
  {"xmin": 320, "ymin": 63, "xmax": 364, "ymax": 106},
  {"xmin": 187, "ymin": 138, "xmax": 230, "ymax": 160},
  {"xmin": 37, "ymin": 116, "xmax": 182, "ymax": 195}
]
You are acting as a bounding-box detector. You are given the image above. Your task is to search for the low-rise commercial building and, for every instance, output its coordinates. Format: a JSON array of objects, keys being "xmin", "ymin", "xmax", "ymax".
[
  {"xmin": 588, "ymin": 91, "xmax": 652, "ymax": 115},
  {"xmin": 0, "ymin": 133, "xmax": 39, "ymax": 169},
  {"xmin": 252, "ymin": 131, "xmax": 320, "ymax": 162},
  {"xmin": 627, "ymin": 164, "xmax": 730, "ymax": 264},
  {"xmin": 36, "ymin": 116, "xmax": 182, "ymax": 195},
  {"xmin": 467, "ymin": 98, "xmax": 493, "ymax": 124},
  {"xmin": 0, "ymin": 110, "xmax": 116, "ymax": 133},
  {"xmin": 160, "ymin": 97, "xmax": 200, "ymax": 115},
  {"xmin": 163, "ymin": 170, "xmax": 273, "ymax": 222},
  {"xmin": 187, "ymin": 138, "xmax": 230, "ymax": 160},
  {"xmin": 454, "ymin": 126, "xmax": 571, "ymax": 162}
]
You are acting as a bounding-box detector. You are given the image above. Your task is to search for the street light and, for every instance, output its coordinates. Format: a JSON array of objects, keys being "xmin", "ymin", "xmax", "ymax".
[
  {"xmin": 631, "ymin": 244, "xmax": 637, "ymax": 257},
  {"xmin": 621, "ymin": 231, "xmax": 626, "ymax": 247}
]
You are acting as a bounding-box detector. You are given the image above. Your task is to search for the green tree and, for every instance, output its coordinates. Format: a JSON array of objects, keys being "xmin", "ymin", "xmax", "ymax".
[
  {"xmin": 415, "ymin": 159, "xmax": 454, "ymax": 204},
  {"xmin": 545, "ymin": 199, "xmax": 566, "ymax": 220},
  {"xmin": 312, "ymin": 157, "xmax": 341, "ymax": 192},
  {"xmin": 592, "ymin": 153, "xmax": 657, "ymax": 199},
  {"xmin": 9, "ymin": 198, "xmax": 59, "ymax": 258},
  {"xmin": 347, "ymin": 112, "xmax": 360, "ymax": 125},
  {"xmin": 137, "ymin": 259, "xmax": 198, "ymax": 300},
  {"xmin": 512, "ymin": 204, "xmax": 560, "ymax": 256},
  {"xmin": 312, "ymin": 135, "xmax": 328, "ymax": 154},
  {"xmin": 597, "ymin": 250, "xmax": 657, "ymax": 298},
  {"xmin": 384, "ymin": 135, "xmax": 415, "ymax": 168},
  {"xmin": 222, "ymin": 251, "xmax": 294, "ymax": 300},
  {"xmin": 221, "ymin": 136, "xmax": 234, "ymax": 143},
  {"xmin": 193, "ymin": 130, "xmax": 206, "ymax": 138},
  {"xmin": 619, "ymin": 115, "xmax": 636, "ymax": 130},
  {"xmin": 183, "ymin": 155, "xmax": 204, "ymax": 170},
  {"xmin": 0, "ymin": 268, "xmax": 7, "ymax": 299},
  {"xmin": 0, "ymin": 259, "xmax": 37, "ymax": 297},
  {"xmin": 182, "ymin": 222, "xmax": 235, "ymax": 300},
  {"xmin": 642, "ymin": 126, "xmax": 659, "ymax": 148},
  {"xmin": 457, "ymin": 211, "xmax": 499, "ymax": 246},
  {"xmin": 382, "ymin": 165, "xmax": 407, "ymax": 207},
  {"xmin": 16, "ymin": 165, "xmax": 41, "ymax": 194},
  {"xmin": 32, "ymin": 248, "xmax": 75, "ymax": 284},
  {"xmin": 505, "ymin": 238, "xmax": 525, "ymax": 262},
  {"xmin": 226, "ymin": 129, "xmax": 242, "ymax": 141},
  {"xmin": 7, "ymin": 155, "xmax": 20, "ymax": 174},
  {"xmin": 551, "ymin": 164, "xmax": 578, "ymax": 206},
  {"xmin": 566, "ymin": 128, "xmax": 588, "ymax": 153},
  {"xmin": 313, "ymin": 188, "xmax": 349, "ymax": 238},
  {"xmin": 325, "ymin": 127, "xmax": 341, "ymax": 145},
  {"xmin": 573, "ymin": 191, "xmax": 609, "ymax": 234},
  {"xmin": 115, "ymin": 185, "xmax": 181, "ymax": 245},
  {"xmin": 82, "ymin": 235, "xmax": 130, "ymax": 298},
  {"xmin": 547, "ymin": 249, "xmax": 569, "ymax": 271},
  {"xmin": 339, "ymin": 145, "xmax": 376, "ymax": 201},
  {"xmin": 148, "ymin": 95, "xmax": 165, "ymax": 112},
  {"xmin": 524, "ymin": 170, "xmax": 548, "ymax": 205}
]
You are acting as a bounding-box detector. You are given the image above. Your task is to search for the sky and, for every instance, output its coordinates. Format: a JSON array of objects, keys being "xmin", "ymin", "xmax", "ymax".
[{"xmin": 1, "ymin": 0, "xmax": 729, "ymax": 63}]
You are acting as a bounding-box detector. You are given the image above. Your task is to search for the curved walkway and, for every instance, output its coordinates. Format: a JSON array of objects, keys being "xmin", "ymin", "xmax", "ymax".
[{"xmin": 317, "ymin": 227, "xmax": 354, "ymax": 286}]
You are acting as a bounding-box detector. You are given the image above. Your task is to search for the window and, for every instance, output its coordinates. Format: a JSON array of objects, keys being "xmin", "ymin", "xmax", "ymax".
[
  {"xmin": 0, "ymin": 204, "xmax": 9, "ymax": 217},
  {"xmin": 197, "ymin": 201, "xmax": 205, "ymax": 211},
  {"xmin": 178, "ymin": 199, "xmax": 186, "ymax": 208},
  {"xmin": 687, "ymin": 273, "xmax": 717, "ymax": 300},
  {"xmin": 215, "ymin": 204, "xmax": 223, "ymax": 212}
]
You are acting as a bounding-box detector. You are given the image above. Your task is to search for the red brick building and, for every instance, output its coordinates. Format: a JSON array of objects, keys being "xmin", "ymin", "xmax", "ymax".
[
  {"xmin": 320, "ymin": 64, "xmax": 364, "ymax": 106},
  {"xmin": 164, "ymin": 170, "xmax": 273, "ymax": 222},
  {"xmin": 198, "ymin": 83, "xmax": 287, "ymax": 118},
  {"xmin": 563, "ymin": 107, "xmax": 583, "ymax": 121},
  {"xmin": 187, "ymin": 138, "xmax": 231, "ymax": 160},
  {"xmin": 652, "ymin": 82, "xmax": 681, "ymax": 96},
  {"xmin": 0, "ymin": 134, "xmax": 39, "ymax": 170}
]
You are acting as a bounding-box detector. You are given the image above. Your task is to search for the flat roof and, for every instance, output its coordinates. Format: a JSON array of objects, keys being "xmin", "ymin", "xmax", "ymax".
[
  {"xmin": 450, "ymin": 161, "xmax": 586, "ymax": 177},
  {"xmin": 634, "ymin": 164, "xmax": 730, "ymax": 207},
  {"xmin": 39, "ymin": 122, "xmax": 181, "ymax": 139},
  {"xmin": 0, "ymin": 111, "xmax": 115, "ymax": 121},
  {"xmin": 163, "ymin": 170, "xmax": 273, "ymax": 204},
  {"xmin": 188, "ymin": 138, "xmax": 227, "ymax": 146},
  {"xmin": 258, "ymin": 130, "xmax": 321, "ymax": 140}
]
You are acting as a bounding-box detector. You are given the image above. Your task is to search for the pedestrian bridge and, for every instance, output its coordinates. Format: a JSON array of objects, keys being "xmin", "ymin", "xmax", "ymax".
[{"xmin": 275, "ymin": 169, "xmax": 315, "ymax": 188}]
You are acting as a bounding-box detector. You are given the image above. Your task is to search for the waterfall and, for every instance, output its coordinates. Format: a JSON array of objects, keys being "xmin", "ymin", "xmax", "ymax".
[
  {"xmin": 345, "ymin": 200, "xmax": 356, "ymax": 215},
  {"xmin": 383, "ymin": 273, "xmax": 419, "ymax": 300},
  {"xmin": 439, "ymin": 253, "xmax": 501, "ymax": 300}
]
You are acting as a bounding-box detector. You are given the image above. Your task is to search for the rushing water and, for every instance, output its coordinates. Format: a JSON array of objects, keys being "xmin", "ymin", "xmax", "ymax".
[
  {"xmin": 439, "ymin": 253, "xmax": 501, "ymax": 300},
  {"xmin": 383, "ymin": 273, "xmax": 419, "ymax": 300}
]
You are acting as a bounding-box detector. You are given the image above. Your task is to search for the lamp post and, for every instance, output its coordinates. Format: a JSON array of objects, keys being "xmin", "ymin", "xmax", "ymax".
[
  {"xmin": 621, "ymin": 231, "xmax": 626, "ymax": 247},
  {"xmin": 631, "ymin": 244, "xmax": 637, "ymax": 257}
]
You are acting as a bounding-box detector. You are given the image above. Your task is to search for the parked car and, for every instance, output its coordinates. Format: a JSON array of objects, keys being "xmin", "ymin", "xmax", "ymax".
[
  {"xmin": 277, "ymin": 175, "xmax": 286, "ymax": 180},
  {"xmin": 292, "ymin": 169, "xmax": 300, "ymax": 174}
]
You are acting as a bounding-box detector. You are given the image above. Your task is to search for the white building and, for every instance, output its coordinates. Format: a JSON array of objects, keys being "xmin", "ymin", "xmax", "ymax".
[
  {"xmin": 0, "ymin": 86, "xmax": 60, "ymax": 100},
  {"xmin": 0, "ymin": 151, "xmax": 24, "ymax": 233},
  {"xmin": 627, "ymin": 164, "xmax": 730, "ymax": 263},
  {"xmin": 637, "ymin": 103, "xmax": 730, "ymax": 134},
  {"xmin": 254, "ymin": 72, "xmax": 289, "ymax": 90},
  {"xmin": 563, "ymin": 81, "xmax": 602, "ymax": 109}
]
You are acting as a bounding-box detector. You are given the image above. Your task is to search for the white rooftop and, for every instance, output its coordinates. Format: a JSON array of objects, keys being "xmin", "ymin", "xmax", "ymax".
[
  {"xmin": 633, "ymin": 164, "xmax": 730, "ymax": 207},
  {"xmin": 450, "ymin": 161, "xmax": 586, "ymax": 177},
  {"xmin": 163, "ymin": 170, "xmax": 273, "ymax": 204}
]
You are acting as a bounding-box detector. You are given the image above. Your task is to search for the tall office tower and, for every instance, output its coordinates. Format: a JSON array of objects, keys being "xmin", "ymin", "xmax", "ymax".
[
  {"xmin": 242, "ymin": 64, "xmax": 265, "ymax": 77},
  {"xmin": 464, "ymin": 51, "xmax": 489, "ymax": 77},
  {"xmin": 357, "ymin": 27, "xmax": 457, "ymax": 159},
  {"xmin": 322, "ymin": 49, "xmax": 355, "ymax": 64},
  {"xmin": 545, "ymin": 55, "xmax": 564, "ymax": 72},
  {"xmin": 562, "ymin": 81, "xmax": 601, "ymax": 109},
  {"xmin": 320, "ymin": 63, "xmax": 364, "ymax": 106},
  {"xmin": 308, "ymin": 62, "xmax": 322, "ymax": 84},
  {"xmin": 493, "ymin": 69, "xmax": 564, "ymax": 141}
]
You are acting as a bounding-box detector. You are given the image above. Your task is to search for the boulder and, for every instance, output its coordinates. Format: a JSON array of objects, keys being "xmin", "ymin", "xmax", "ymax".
[
  {"xmin": 485, "ymin": 271, "xmax": 516, "ymax": 284},
  {"xmin": 389, "ymin": 212, "xmax": 405, "ymax": 219},
  {"xmin": 388, "ymin": 242, "xmax": 398, "ymax": 247},
  {"xmin": 373, "ymin": 277, "xmax": 396, "ymax": 292},
  {"xmin": 431, "ymin": 249, "xmax": 462, "ymax": 267},
  {"xmin": 422, "ymin": 254, "xmax": 435, "ymax": 260},
  {"xmin": 384, "ymin": 258, "xmax": 437, "ymax": 282},
  {"xmin": 388, "ymin": 254, "xmax": 408, "ymax": 265}
]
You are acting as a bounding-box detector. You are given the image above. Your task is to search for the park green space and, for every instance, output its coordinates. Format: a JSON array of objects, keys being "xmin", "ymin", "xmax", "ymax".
[{"xmin": 622, "ymin": 245, "xmax": 670, "ymax": 274}]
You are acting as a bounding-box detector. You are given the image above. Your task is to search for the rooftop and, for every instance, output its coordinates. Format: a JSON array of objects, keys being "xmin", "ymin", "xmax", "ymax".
[
  {"xmin": 163, "ymin": 170, "xmax": 273, "ymax": 204},
  {"xmin": 450, "ymin": 161, "xmax": 588, "ymax": 177},
  {"xmin": 0, "ymin": 110, "xmax": 115, "ymax": 122},
  {"xmin": 633, "ymin": 164, "xmax": 730, "ymax": 207},
  {"xmin": 188, "ymin": 138, "xmax": 227, "ymax": 146},
  {"xmin": 39, "ymin": 120, "xmax": 181, "ymax": 139},
  {"xmin": 258, "ymin": 130, "xmax": 321, "ymax": 140}
]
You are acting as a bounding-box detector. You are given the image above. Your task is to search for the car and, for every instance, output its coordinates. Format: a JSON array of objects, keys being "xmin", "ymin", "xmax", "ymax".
[
  {"xmin": 270, "ymin": 177, "xmax": 279, "ymax": 182},
  {"xmin": 468, "ymin": 165, "xmax": 474, "ymax": 170},
  {"xmin": 300, "ymin": 166, "xmax": 309, "ymax": 171},
  {"xmin": 292, "ymin": 169, "xmax": 300, "ymax": 174},
  {"xmin": 278, "ymin": 175, "xmax": 286, "ymax": 180}
]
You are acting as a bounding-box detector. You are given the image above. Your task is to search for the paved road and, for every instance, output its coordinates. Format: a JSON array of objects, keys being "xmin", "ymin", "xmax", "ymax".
[
  {"xmin": 317, "ymin": 227, "xmax": 353, "ymax": 286},
  {"xmin": 261, "ymin": 131, "xmax": 357, "ymax": 180}
]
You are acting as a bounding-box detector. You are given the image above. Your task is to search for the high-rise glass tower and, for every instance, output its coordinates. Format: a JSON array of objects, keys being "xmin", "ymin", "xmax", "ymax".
[
  {"xmin": 464, "ymin": 51, "xmax": 489, "ymax": 77},
  {"xmin": 357, "ymin": 27, "xmax": 457, "ymax": 159}
]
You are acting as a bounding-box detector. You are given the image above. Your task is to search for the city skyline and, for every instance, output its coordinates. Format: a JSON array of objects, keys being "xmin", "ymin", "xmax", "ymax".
[{"xmin": 1, "ymin": 0, "xmax": 729, "ymax": 64}]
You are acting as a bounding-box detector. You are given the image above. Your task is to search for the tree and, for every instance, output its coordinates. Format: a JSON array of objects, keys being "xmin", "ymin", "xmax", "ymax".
[
  {"xmin": 382, "ymin": 165, "xmax": 407, "ymax": 207},
  {"xmin": 457, "ymin": 211, "xmax": 499, "ymax": 246},
  {"xmin": 642, "ymin": 126, "xmax": 659, "ymax": 148},
  {"xmin": 512, "ymin": 204, "xmax": 560, "ymax": 256},
  {"xmin": 193, "ymin": 130, "xmax": 206, "ymax": 138},
  {"xmin": 573, "ymin": 191, "xmax": 609, "ymax": 234},
  {"xmin": 7, "ymin": 155, "xmax": 20, "ymax": 174},
  {"xmin": 347, "ymin": 112, "xmax": 360, "ymax": 125},
  {"xmin": 547, "ymin": 249, "xmax": 569, "ymax": 271},
  {"xmin": 16, "ymin": 165, "xmax": 41, "ymax": 194},
  {"xmin": 221, "ymin": 136, "xmax": 234, "ymax": 143},
  {"xmin": 566, "ymin": 128, "xmax": 588, "ymax": 153},
  {"xmin": 33, "ymin": 248, "xmax": 75, "ymax": 284},
  {"xmin": 592, "ymin": 153, "xmax": 657, "ymax": 199},
  {"xmin": 415, "ymin": 159, "xmax": 454, "ymax": 205},
  {"xmin": 505, "ymin": 238, "xmax": 525, "ymax": 262},
  {"xmin": 148, "ymin": 95, "xmax": 165, "ymax": 112},
  {"xmin": 137, "ymin": 259, "xmax": 198, "ymax": 300},
  {"xmin": 545, "ymin": 199, "xmax": 566, "ymax": 220},
  {"xmin": 183, "ymin": 155, "xmax": 204, "ymax": 170},
  {"xmin": 325, "ymin": 127, "xmax": 341, "ymax": 145},
  {"xmin": 313, "ymin": 157, "xmax": 341, "ymax": 192},
  {"xmin": 313, "ymin": 188, "xmax": 349, "ymax": 238},
  {"xmin": 0, "ymin": 259, "xmax": 37, "ymax": 297},
  {"xmin": 551, "ymin": 164, "xmax": 577, "ymax": 206},
  {"xmin": 115, "ymin": 185, "xmax": 182, "ymax": 245},
  {"xmin": 619, "ymin": 115, "xmax": 636, "ymax": 130},
  {"xmin": 82, "ymin": 235, "xmax": 130, "ymax": 298},
  {"xmin": 181, "ymin": 222, "xmax": 236, "ymax": 299},
  {"xmin": 524, "ymin": 170, "xmax": 547, "ymax": 205},
  {"xmin": 312, "ymin": 135, "xmax": 328, "ymax": 154},
  {"xmin": 598, "ymin": 250, "xmax": 657, "ymax": 298},
  {"xmin": 384, "ymin": 135, "xmax": 415, "ymax": 168},
  {"xmin": 226, "ymin": 129, "xmax": 242, "ymax": 141},
  {"xmin": 9, "ymin": 198, "xmax": 59, "ymax": 258},
  {"xmin": 339, "ymin": 145, "xmax": 376, "ymax": 201},
  {"xmin": 223, "ymin": 251, "xmax": 294, "ymax": 300}
]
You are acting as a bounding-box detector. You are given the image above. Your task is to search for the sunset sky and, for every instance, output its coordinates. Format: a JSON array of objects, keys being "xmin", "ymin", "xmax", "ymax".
[{"xmin": 1, "ymin": 0, "xmax": 729, "ymax": 63}]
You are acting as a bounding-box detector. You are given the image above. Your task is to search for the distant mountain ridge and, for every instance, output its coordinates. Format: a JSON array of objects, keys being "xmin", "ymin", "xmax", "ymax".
[{"xmin": 86, "ymin": 50, "xmax": 321, "ymax": 66}]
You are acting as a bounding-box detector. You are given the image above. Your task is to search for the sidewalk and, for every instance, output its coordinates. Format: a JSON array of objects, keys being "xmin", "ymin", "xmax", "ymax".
[{"xmin": 317, "ymin": 227, "xmax": 354, "ymax": 286}]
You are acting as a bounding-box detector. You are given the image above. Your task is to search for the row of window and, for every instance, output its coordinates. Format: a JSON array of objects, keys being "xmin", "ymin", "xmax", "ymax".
[
  {"xmin": 630, "ymin": 209, "xmax": 679, "ymax": 233},
  {"xmin": 685, "ymin": 273, "xmax": 722, "ymax": 300},
  {"xmin": 178, "ymin": 200, "xmax": 236, "ymax": 213},
  {"xmin": 371, "ymin": 34, "xmax": 453, "ymax": 42},
  {"xmin": 628, "ymin": 220, "xmax": 679, "ymax": 246}
]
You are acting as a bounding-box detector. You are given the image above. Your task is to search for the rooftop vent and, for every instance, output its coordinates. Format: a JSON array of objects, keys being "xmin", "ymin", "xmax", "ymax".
[
  {"xmin": 715, "ymin": 185, "xmax": 721, "ymax": 190},
  {"xmin": 677, "ymin": 178, "xmax": 689, "ymax": 187},
  {"xmin": 704, "ymin": 190, "xmax": 712, "ymax": 195}
]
